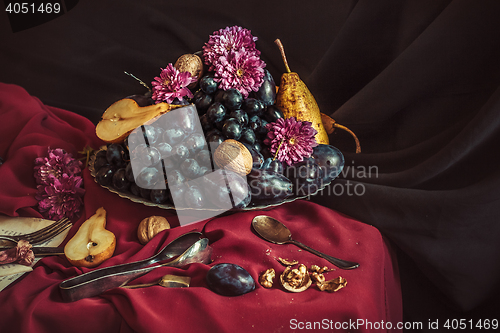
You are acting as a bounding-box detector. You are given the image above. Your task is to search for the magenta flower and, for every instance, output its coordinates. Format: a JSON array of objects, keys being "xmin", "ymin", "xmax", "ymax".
[
  {"xmin": 151, "ymin": 64, "xmax": 197, "ymax": 104},
  {"xmin": 264, "ymin": 117, "xmax": 318, "ymax": 166},
  {"xmin": 202, "ymin": 25, "xmax": 260, "ymax": 71},
  {"xmin": 35, "ymin": 174, "xmax": 85, "ymax": 220},
  {"xmin": 34, "ymin": 148, "xmax": 82, "ymax": 185},
  {"xmin": 213, "ymin": 50, "xmax": 265, "ymax": 97},
  {"xmin": 33, "ymin": 147, "xmax": 85, "ymax": 220}
]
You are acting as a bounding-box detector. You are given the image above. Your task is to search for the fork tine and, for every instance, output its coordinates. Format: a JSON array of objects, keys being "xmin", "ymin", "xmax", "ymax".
[
  {"xmin": 27, "ymin": 218, "xmax": 72, "ymax": 244},
  {"xmin": 22, "ymin": 218, "xmax": 69, "ymax": 241}
]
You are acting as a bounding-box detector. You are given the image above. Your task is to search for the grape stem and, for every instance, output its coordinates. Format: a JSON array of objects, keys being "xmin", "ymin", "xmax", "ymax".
[{"xmin": 273, "ymin": 138, "xmax": 285, "ymax": 161}]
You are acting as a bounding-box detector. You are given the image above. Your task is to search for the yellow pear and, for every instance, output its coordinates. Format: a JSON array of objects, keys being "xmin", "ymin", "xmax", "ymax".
[
  {"xmin": 64, "ymin": 207, "xmax": 116, "ymax": 268},
  {"xmin": 274, "ymin": 39, "xmax": 329, "ymax": 145},
  {"xmin": 95, "ymin": 98, "xmax": 172, "ymax": 143}
]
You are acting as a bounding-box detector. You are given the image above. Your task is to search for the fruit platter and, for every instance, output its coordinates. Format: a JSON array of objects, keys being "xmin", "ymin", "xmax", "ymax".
[{"xmin": 91, "ymin": 26, "xmax": 350, "ymax": 213}]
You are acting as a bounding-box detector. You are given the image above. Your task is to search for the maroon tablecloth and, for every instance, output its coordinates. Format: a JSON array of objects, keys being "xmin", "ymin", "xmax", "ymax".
[{"xmin": 0, "ymin": 83, "xmax": 402, "ymax": 332}]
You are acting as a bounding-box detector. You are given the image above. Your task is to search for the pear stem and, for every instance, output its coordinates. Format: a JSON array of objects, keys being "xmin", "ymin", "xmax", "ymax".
[
  {"xmin": 274, "ymin": 39, "xmax": 291, "ymax": 73},
  {"xmin": 333, "ymin": 123, "xmax": 362, "ymax": 154}
]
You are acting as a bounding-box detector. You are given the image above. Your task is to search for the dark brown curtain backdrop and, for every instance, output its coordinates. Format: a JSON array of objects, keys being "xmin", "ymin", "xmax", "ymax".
[{"xmin": 2, "ymin": 0, "xmax": 499, "ymax": 327}]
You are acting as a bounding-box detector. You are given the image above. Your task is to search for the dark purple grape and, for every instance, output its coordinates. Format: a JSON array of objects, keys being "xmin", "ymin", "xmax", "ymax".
[
  {"xmin": 199, "ymin": 73, "xmax": 218, "ymax": 94},
  {"xmin": 139, "ymin": 187, "xmax": 152, "ymax": 199},
  {"xmin": 183, "ymin": 185, "xmax": 205, "ymax": 208},
  {"xmin": 130, "ymin": 183, "xmax": 141, "ymax": 197},
  {"xmin": 180, "ymin": 158, "xmax": 203, "ymax": 179},
  {"xmin": 206, "ymin": 263, "xmax": 255, "ymax": 296},
  {"xmin": 195, "ymin": 150, "xmax": 213, "ymax": 169},
  {"xmin": 156, "ymin": 142, "xmax": 173, "ymax": 158},
  {"xmin": 95, "ymin": 149, "xmax": 107, "ymax": 160},
  {"xmin": 162, "ymin": 128, "xmax": 186, "ymax": 146},
  {"xmin": 172, "ymin": 144, "xmax": 190, "ymax": 164},
  {"xmin": 206, "ymin": 131, "xmax": 226, "ymax": 152},
  {"xmin": 261, "ymin": 158, "xmax": 283, "ymax": 174},
  {"xmin": 194, "ymin": 90, "xmax": 213, "ymax": 113},
  {"xmin": 131, "ymin": 144, "xmax": 161, "ymax": 167},
  {"xmin": 217, "ymin": 88, "xmax": 243, "ymax": 110},
  {"xmin": 199, "ymin": 114, "xmax": 213, "ymax": 132},
  {"xmin": 125, "ymin": 162, "xmax": 136, "ymax": 182},
  {"xmin": 106, "ymin": 143, "xmax": 126, "ymax": 167},
  {"xmin": 206, "ymin": 102, "xmax": 227, "ymax": 123},
  {"xmin": 184, "ymin": 133, "xmax": 206, "ymax": 155},
  {"xmin": 169, "ymin": 105, "xmax": 197, "ymax": 134},
  {"xmin": 242, "ymin": 98, "xmax": 265, "ymax": 117},
  {"xmin": 112, "ymin": 168, "xmax": 131, "ymax": 191},
  {"xmin": 141, "ymin": 125, "xmax": 159, "ymax": 145},
  {"xmin": 167, "ymin": 169, "xmax": 186, "ymax": 187},
  {"xmin": 229, "ymin": 110, "xmax": 249, "ymax": 127},
  {"xmin": 202, "ymin": 169, "xmax": 251, "ymax": 209},
  {"xmin": 136, "ymin": 166, "xmax": 161, "ymax": 189},
  {"xmin": 248, "ymin": 115, "xmax": 262, "ymax": 132},
  {"xmin": 222, "ymin": 118, "xmax": 242, "ymax": 140},
  {"xmin": 250, "ymin": 69, "xmax": 276, "ymax": 106},
  {"xmin": 263, "ymin": 105, "xmax": 284, "ymax": 123},
  {"xmin": 168, "ymin": 184, "xmax": 186, "ymax": 207},
  {"xmin": 96, "ymin": 165, "xmax": 115, "ymax": 186},
  {"xmin": 239, "ymin": 128, "xmax": 256, "ymax": 145},
  {"xmin": 150, "ymin": 189, "xmax": 169, "ymax": 204},
  {"xmin": 255, "ymin": 118, "xmax": 269, "ymax": 138},
  {"xmin": 93, "ymin": 156, "xmax": 109, "ymax": 172}
]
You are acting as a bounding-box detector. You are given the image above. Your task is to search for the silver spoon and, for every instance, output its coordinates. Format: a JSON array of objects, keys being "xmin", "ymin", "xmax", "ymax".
[{"xmin": 251, "ymin": 215, "xmax": 359, "ymax": 270}]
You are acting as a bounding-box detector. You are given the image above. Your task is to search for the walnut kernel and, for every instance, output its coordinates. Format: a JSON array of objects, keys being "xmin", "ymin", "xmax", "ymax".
[
  {"xmin": 259, "ymin": 268, "xmax": 276, "ymax": 288},
  {"xmin": 317, "ymin": 276, "xmax": 347, "ymax": 292},
  {"xmin": 277, "ymin": 257, "xmax": 299, "ymax": 266},
  {"xmin": 137, "ymin": 216, "xmax": 170, "ymax": 244}
]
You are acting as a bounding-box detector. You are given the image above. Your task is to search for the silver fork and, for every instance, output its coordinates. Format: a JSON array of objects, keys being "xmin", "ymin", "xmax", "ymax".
[{"xmin": 0, "ymin": 217, "xmax": 72, "ymax": 245}]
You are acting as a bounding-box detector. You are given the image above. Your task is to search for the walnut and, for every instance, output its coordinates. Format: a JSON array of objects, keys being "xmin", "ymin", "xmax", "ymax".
[
  {"xmin": 259, "ymin": 268, "xmax": 276, "ymax": 288},
  {"xmin": 277, "ymin": 257, "xmax": 299, "ymax": 266},
  {"xmin": 137, "ymin": 216, "xmax": 170, "ymax": 244},
  {"xmin": 280, "ymin": 264, "xmax": 312, "ymax": 292},
  {"xmin": 310, "ymin": 265, "xmax": 330, "ymax": 274},
  {"xmin": 310, "ymin": 272, "xmax": 326, "ymax": 284},
  {"xmin": 213, "ymin": 140, "xmax": 253, "ymax": 176},
  {"xmin": 317, "ymin": 276, "xmax": 347, "ymax": 292},
  {"xmin": 174, "ymin": 53, "xmax": 203, "ymax": 88}
]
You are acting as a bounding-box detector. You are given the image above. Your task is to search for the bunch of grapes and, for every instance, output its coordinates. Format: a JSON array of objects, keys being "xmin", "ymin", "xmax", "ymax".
[{"xmin": 193, "ymin": 69, "xmax": 285, "ymax": 159}]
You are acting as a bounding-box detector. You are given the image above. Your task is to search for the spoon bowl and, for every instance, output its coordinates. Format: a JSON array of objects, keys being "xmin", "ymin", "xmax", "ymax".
[{"xmin": 252, "ymin": 215, "xmax": 359, "ymax": 270}]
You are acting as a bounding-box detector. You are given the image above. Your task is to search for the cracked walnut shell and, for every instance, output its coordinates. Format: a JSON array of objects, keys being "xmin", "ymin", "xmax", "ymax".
[
  {"xmin": 137, "ymin": 216, "xmax": 170, "ymax": 244},
  {"xmin": 280, "ymin": 264, "xmax": 312, "ymax": 292}
]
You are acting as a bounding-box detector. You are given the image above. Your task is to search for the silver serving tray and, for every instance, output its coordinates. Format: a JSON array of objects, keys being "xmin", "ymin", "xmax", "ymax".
[{"xmin": 89, "ymin": 147, "xmax": 343, "ymax": 212}]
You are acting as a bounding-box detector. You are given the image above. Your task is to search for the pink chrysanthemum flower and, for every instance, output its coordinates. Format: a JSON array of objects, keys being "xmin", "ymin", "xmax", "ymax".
[
  {"xmin": 203, "ymin": 25, "xmax": 260, "ymax": 71},
  {"xmin": 34, "ymin": 148, "xmax": 82, "ymax": 185},
  {"xmin": 35, "ymin": 174, "xmax": 85, "ymax": 220},
  {"xmin": 213, "ymin": 50, "xmax": 265, "ymax": 97},
  {"xmin": 151, "ymin": 64, "xmax": 197, "ymax": 104},
  {"xmin": 264, "ymin": 117, "xmax": 318, "ymax": 166},
  {"xmin": 34, "ymin": 147, "xmax": 85, "ymax": 220}
]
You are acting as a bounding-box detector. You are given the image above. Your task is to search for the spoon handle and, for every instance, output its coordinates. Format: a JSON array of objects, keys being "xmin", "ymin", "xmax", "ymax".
[{"xmin": 288, "ymin": 240, "xmax": 359, "ymax": 270}]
